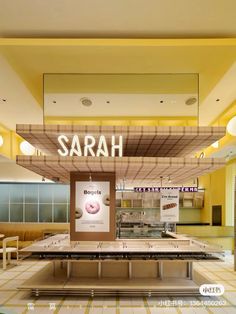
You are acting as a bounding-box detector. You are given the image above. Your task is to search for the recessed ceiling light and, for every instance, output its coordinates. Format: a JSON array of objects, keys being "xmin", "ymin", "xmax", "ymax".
[
  {"xmin": 81, "ymin": 97, "xmax": 92, "ymax": 107},
  {"xmin": 185, "ymin": 97, "xmax": 197, "ymax": 106}
]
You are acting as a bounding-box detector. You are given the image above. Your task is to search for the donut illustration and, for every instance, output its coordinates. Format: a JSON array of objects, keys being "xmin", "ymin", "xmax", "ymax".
[
  {"xmin": 103, "ymin": 194, "xmax": 110, "ymax": 206},
  {"xmin": 75, "ymin": 208, "xmax": 83, "ymax": 219},
  {"xmin": 85, "ymin": 201, "xmax": 100, "ymax": 214}
]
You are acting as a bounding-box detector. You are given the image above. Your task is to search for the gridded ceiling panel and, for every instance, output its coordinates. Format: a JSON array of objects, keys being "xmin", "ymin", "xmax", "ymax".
[
  {"xmin": 16, "ymin": 124, "xmax": 226, "ymax": 157},
  {"xmin": 17, "ymin": 156, "xmax": 225, "ymax": 186}
]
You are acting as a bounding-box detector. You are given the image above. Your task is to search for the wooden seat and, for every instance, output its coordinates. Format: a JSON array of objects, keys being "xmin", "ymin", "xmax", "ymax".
[{"xmin": 0, "ymin": 236, "xmax": 19, "ymax": 270}]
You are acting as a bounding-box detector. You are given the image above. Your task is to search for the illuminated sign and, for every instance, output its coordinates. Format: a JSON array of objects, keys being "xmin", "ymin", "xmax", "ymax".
[
  {"xmin": 57, "ymin": 135, "xmax": 123, "ymax": 157},
  {"xmin": 134, "ymin": 187, "xmax": 198, "ymax": 192}
]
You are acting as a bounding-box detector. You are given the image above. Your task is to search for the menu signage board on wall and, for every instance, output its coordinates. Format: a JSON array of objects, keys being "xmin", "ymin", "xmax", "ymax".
[
  {"xmin": 75, "ymin": 181, "xmax": 110, "ymax": 232},
  {"xmin": 134, "ymin": 187, "xmax": 198, "ymax": 192},
  {"xmin": 160, "ymin": 188, "xmax": 179, "ymax": 222}
]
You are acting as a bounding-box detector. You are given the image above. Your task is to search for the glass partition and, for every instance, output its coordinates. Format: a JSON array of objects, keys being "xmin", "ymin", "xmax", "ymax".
[
  {"xmin": 0, "ymin": 203, "xmax": 9, "ymax": 222},
  {"xmin": 25, "ymin": 204, "xmax": 38, "ymax": 222},
  {"xmin": 10, "ymin": 204, "xmax": 23, "ymax": 222},
  {"xmin": 0, "ymin": 183, "xmax": 69, "ymax": 223}
]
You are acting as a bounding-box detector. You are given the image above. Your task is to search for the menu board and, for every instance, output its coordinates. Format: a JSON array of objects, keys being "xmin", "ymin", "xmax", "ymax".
[
  {"xmin": 75, "ymin": 181, "xmax": 110, "ymax": 232},
  {"xmin": 160, "ymin": 188, "xmax": 179, "ymax": 222}
]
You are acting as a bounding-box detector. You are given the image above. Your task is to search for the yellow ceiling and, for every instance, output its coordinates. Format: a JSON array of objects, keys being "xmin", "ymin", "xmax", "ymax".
[
  {"xmin": 1, "ymin": 1, "xmax": 236, "ymax": 39},
  {"xmin": 1, "ymin": 38, "xmax": 236, "ymax": 108},
  {"xmin": 44, "ymin": 73, "xmax": 198, "ymax": 94}
]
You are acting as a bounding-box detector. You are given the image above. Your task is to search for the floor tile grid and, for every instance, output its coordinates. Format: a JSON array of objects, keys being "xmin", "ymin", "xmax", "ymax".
[
  {"xmin": 0, "ymin": 261, "xmax": 55, "ymax": 313},
  {"xmin": 0, "ymin": 262, "xmax": 39, "ymax": 290},
  {"xmin": 39, "ymin": 257, "xmax": 235, "ymax": 313},
  {"xmin": 194, "ymin": 261, "xmax": 236, "ymax": 311},
  {"xmin": 0, "ymin": 260, "xmax": 166, "ymax": 314},
  {"xmin": 194, "ymin": 261, "xmax": 236, "ymax": 280}
]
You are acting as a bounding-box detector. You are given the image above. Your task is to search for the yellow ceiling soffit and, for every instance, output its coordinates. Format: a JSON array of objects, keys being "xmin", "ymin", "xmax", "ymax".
[
  {"xmin": 0, "ymin": 123, "xmax": 10, "ymax": 133},
  {"xmin": 201, "ymin": 132, "xmax": 235, "ymax": 158},
  {"xmin": 1, "ymin": 38, "xmax": 236, "ymax": 46},
  {"xmin": 1, "ymin": 38, "xmax": 236, "ymax": 107},
  {"xmin": 211, "ymin": 100, "xmax": 236, "ymax": 127},
  {"xmin": 198, "ymin": 100, "xmax": 236, "ymax": 158},
  {"xmin": 44, "ymin": 73, "xmax": 198, "ymax": 94},
  {"xmin": 226, "ymin": 157, "xmax": 236, "ymax": 166}
]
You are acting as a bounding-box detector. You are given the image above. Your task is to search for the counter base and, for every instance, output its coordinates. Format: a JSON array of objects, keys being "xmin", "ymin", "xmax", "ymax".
[{"xmin": 18, "ymin": 261, "xmax": 206, "ymax": 297}]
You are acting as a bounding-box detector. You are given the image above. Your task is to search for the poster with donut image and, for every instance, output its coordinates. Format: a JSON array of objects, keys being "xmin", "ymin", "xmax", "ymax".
[
  {"xmin": 75, "ymin": 181, "xmax": 110, "ymax": 232},
  {"xmin": 160, "ymin": 188, "xmax": 179, "ymax": 222}
]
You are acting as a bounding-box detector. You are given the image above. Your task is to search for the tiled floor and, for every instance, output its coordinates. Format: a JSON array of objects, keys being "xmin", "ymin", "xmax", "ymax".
[{"xmin": 0, "ymin": 257, "xmax": 235, "ymax": 314}]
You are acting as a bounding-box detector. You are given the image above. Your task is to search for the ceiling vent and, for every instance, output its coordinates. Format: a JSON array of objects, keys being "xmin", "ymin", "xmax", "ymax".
[
  {"xmin": 185, "ymin": 97, "xmax": 197, "ymax": 106},
  {"xmin": 80, "ymin": 97, "xmax": 92, "ymax": 107}
]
